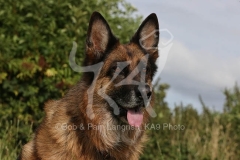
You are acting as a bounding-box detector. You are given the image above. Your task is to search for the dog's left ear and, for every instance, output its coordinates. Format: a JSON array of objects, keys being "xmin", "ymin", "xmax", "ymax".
[
  {"xmin": 85, "ymin": 12, "xmax": 118, "ymax": 65},
  {"xmin": 131, "ymin": 13, "xmax": 159, "ymax": 57}
]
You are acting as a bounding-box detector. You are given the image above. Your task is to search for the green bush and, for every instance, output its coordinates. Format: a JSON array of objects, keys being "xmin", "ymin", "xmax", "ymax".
[
  {"xmin": 0, "ymin": 0, "xmax": 141, "ymax": 123},
  {"xmin": 141, "ymin": 84, "xmax": 240, "ymax": 160}
]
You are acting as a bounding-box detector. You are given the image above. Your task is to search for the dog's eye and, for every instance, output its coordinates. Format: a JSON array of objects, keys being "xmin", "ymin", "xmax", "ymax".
[
  {"xmin": 111, "ymin": 65, "xmax": 121, "ymax": 73},
  {"xmin": 111, "ymin": 65, "xmax": 117, "ymax": 71},
  {"xmin": 111, "ymin": 65, "xmax": 126, "ymax": 77}
]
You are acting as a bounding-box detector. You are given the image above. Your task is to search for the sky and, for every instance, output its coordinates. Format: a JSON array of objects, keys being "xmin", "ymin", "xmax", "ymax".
[{"xmin": 127, "ymin": 0, "xmax": 240, "ymax": 112}]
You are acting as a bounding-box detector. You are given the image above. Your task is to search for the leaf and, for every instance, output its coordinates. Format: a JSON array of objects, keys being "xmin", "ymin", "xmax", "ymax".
[
  {"xmin": 45, "ymin": 68, "xmax": 58, "ymax": 77},
  {"xmin": 0, "ymin": 72, "xmax": 7, "ymax": 83}
]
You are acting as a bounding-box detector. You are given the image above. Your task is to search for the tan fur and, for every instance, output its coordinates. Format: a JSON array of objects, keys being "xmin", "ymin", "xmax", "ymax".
[
  {"xmin": 19, "ymin": 12, "xmax": 159, "ymax": 160},
  {"xmin": 20, "ymin": 83, "xmax": 149, "ymax": 160},
  {"xmin": 91, "ymin": 19, "xmax": 109, "ymax": 51}
]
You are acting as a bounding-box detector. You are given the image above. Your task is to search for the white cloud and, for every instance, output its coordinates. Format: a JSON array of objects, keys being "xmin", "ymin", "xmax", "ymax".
[
  {"xmin": 162, "ymin": 40, "xmax": 240, "ymax": 87},
  {"xmin": 157, "ymin": 39, "xmax": 240, "ymax": 111}
]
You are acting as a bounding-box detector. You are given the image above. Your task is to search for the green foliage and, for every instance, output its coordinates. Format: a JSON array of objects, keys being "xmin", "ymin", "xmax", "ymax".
[
  {"xmin": 0, "ymin": 0, "xmax": 141, "ymax": 122},
  {"xmin": 0, "ymin": 120, "xmax": 33, "ymax": 160},
  {"xmin": 222, "ymin": 84, "xmax": 240, "ymax": 156},
  {"xmin": 140, "ymin": 84, "xmax": 240, "ymax": 160}
]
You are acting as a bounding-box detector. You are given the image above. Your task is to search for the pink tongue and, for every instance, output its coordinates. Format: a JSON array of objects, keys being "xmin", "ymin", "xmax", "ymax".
[{"xmin": 127, "ymin": 109, "xmax": 143, "ymax": 127}]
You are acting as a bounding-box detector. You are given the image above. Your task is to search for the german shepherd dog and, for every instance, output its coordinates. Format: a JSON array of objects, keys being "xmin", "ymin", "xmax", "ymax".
[{"xmin": 19, "ymin": 11, "xmax": 159, "ymax": 160}]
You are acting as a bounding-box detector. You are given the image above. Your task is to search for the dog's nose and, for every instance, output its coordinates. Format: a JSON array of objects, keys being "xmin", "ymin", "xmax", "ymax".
[{"xmin": 136, "ymin": 85, "xmax": 152, "ymax": 100}]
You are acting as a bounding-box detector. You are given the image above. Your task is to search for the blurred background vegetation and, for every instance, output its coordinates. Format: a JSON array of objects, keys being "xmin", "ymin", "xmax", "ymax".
[{"xmin": 0, "ymin": 0, "xmax": 239, "ymax": 159}]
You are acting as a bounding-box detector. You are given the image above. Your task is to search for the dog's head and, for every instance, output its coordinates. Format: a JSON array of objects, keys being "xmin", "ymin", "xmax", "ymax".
[{"xmin": 83, "ymin": 12, "xmax": 159, "ymax": 127}]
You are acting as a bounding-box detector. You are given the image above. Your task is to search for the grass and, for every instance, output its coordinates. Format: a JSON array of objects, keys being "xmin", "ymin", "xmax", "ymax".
[
  {"xmin": 0, "ymin": 119, "xmax": 33, "ymax": 160},
  {"xmin": 0, "ymin": 111, "xmax": 239, "ymax": 160}
]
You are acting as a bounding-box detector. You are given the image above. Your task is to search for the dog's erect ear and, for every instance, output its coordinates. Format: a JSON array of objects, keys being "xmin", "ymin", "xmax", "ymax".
[
  {"xmin": 85, "ymin": 12, "xmax": 118, "ymax": 64},
  {"xmin": 131, "ymin": 13, "xmax": 159, "ymax": 54}
]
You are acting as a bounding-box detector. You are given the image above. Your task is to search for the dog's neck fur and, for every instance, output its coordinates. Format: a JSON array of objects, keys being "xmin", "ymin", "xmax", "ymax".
[
  {"xmin": 20, "ymin": 81, "xmax": 149, "ymax": 160},
  {"xmin": 61, "ymin": 80, "xmax": 149, "ymax": 159}
]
